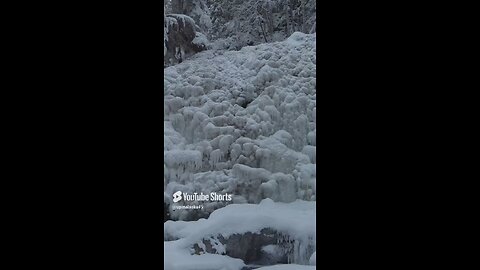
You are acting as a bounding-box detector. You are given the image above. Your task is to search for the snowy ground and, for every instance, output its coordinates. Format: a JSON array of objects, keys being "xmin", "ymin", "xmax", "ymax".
[{"xmin": 164, "ymin": 32, "xmax": 316, "ymax": 269}]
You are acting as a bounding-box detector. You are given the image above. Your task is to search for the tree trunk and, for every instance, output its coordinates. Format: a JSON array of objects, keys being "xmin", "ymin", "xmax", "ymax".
[
  {"xmin": 259, "ymin": 21, "xmax": 268, "ymax": 43},
  {"xmin": 301, "ymin": 0, "xmax": 305, "ymax": 33},
  {"xmin": 285, "ymin": 6, "xmax": 289, "ymax": 36}
]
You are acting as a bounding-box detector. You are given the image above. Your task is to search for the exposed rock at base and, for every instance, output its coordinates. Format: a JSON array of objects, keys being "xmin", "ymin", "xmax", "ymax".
[{"xmin": 192, "ymin": 228, "xmax": 314, "ymax": 266}]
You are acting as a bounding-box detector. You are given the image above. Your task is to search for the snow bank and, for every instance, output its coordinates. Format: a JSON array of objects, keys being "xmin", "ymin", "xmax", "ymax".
[
  {"xmin": 166, "ymin": 199, "xmax": 315, "ymax": 240},
  {"xmin": 165, "ymin": 241, "xmax": 245, "ymax": 270}
]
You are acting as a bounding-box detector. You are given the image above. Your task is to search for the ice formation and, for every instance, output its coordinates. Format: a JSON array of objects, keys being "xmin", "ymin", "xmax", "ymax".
[
  {"xmin": 164, "ymin": 29, "xmax": 316, "ymax": 269},
  {"xmin": 164, "ymin": 32, "xmax": 316, "ymax": 220}
]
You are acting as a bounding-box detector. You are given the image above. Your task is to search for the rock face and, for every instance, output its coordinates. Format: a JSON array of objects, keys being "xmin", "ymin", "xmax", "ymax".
[
  {"xmin": 164, "ymin": 203, "xmax": 171, "ymax": 222},
  {"xmin": 224, "ymin": 229, "xmax": 288, "ymax": 265},
  {"xmin": 164, "ymin": 14, "xmax": 206, "ymax": 66},
  {"xmin": 192, "ymin": 228, "xmax": 314, "ymax": 266}
]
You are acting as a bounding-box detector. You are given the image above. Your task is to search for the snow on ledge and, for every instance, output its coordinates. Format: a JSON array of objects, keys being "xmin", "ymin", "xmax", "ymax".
[{"xmin": 165, "ymin": 199, "xmax": 316, "ymax": 243}]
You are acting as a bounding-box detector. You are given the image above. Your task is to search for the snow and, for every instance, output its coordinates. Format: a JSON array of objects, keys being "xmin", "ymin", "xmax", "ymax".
[
  {"xmin": 165, "ymin": 241, "xmax": 245, "ymax": 270},
  {"xmin": 166, "ymin": 199, "xmax": 315, "ymax": 240},
  {"xmin": 309, "ymin": 252, "xmax": 316, "ymax": 265},
  {"xmin": 168, "ymin": 14, "xmax": 196, "ymax": 28},
  {"xmin": 193, "ymin": 32, "xmax": 209, "ymax": 47},
  {"xmin": 190, "ymin": 0, "xmax": 212, "ymax": 31}
]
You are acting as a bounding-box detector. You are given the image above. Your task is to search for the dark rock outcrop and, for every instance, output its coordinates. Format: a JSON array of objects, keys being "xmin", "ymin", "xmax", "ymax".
[
  {"xmin": 192, "ymin": 228, "xmax": 305, "ymax": 265},
  {"xmin": 164, "ymin": 14, "xmax": 206, "ymax": 67}
]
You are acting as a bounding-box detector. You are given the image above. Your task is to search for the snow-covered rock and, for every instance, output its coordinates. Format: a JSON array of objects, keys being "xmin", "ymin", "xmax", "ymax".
[
  {"xmin": 164, "ymin": 13, "xmax": 207, "ymax": 66},
  {"xmin": 164, "ymin": 240, "xmax": 245, "ymax": 270}
]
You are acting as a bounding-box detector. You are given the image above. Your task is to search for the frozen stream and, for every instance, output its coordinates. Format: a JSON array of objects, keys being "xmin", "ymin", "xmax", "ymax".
[{"xmin": 164, "ymin": 32, "xmax": 316, "ymax": 270}]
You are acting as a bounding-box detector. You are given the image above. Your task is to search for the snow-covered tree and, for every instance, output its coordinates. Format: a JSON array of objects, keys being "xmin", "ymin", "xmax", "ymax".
[
  {"xmin": 171, "ymin": 0, "xmax": 212, "ymax": 34},
  {"xmin": 207, "ymin": 0, "xmax": 316, "ymax": 49}
]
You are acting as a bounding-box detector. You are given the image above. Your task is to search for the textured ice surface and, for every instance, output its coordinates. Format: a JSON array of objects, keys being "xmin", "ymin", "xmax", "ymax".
[{"xmin": 164, "ymin": 32, "xmax": 316, "ymax": 220}]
